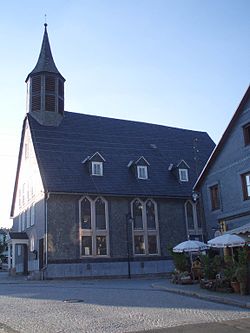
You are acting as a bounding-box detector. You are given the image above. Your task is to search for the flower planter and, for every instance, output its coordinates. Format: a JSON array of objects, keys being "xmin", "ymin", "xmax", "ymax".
[
  {"xmin": 231, "ymin": 281, "xmax": 240, "ymax": 293},
  {"xmin": 239, "ymin": 282, "xmax": 247, "ymax": 295}
]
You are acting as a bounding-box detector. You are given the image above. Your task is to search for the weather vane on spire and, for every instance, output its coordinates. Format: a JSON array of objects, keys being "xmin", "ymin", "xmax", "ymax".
[{"xmin": 44, "ymin": 14, "xmax": 47, "ymax": 27}]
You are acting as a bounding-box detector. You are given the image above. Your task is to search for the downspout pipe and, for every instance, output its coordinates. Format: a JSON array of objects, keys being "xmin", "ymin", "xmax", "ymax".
[{"xmin": 42, "ymin": 191, "xmax": 50, "ymax": 279}]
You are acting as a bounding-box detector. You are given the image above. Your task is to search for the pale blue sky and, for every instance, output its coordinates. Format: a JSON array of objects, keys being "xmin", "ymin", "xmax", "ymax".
[{"xmin": 0, "ymin": 0, "xmax": 249, "ymax": 227}]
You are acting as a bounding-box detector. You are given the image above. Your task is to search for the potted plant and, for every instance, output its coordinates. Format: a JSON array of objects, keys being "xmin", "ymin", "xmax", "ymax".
[
  {"xmin": 235, "ymin": 265, "xmax": 248, "ymax": 295},
  {"xmin": 200, "ymin": 255, "xmax": 219, "ymax": 280},
  {"xmin": 224, "ymin": 263, "xmax": 240, "ymax": 293},
  {"xmin": 171, "ymin": 251, "xmax": 190, "ymax": 273},
  {"xmin": 231, "ymin": 275, "xmax": 240, "ymax": 293}
]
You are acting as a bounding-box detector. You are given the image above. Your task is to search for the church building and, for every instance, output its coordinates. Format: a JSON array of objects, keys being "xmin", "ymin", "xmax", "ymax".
[{"xmin": 8, "ymin": 25, "xmax": 215, "ymax": 279}]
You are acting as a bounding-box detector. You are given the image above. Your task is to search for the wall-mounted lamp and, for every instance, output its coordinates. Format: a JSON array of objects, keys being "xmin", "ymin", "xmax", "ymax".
[{"xmin": 192, "ymin": 191, "xmax": 199, "ymax": 203}]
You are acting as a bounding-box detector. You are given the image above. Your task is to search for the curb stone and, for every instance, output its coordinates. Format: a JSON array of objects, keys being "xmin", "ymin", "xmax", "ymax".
[{"xmin": 151, "ymin": 283, "xmax": 250, "ymax": 309}]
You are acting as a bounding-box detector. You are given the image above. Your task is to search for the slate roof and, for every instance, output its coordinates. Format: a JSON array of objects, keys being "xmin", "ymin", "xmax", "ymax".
[
  {"xmin": 27, "ymin": 111, "xmax": 215, "ymax": 198},
  {"xmin": 25, "ymin": 24, "xmax": 64, "ymax": 82},
  {"xmin": 8, "ymin": 232, "xmax": 29, "ymax": 240},
  {"xmin": 227, "ymin": 222, "xmax": 250, "ymax": 235},
  {"xmin": 194, "ymin": 85, "xmax": 250, "ymax": 189}
]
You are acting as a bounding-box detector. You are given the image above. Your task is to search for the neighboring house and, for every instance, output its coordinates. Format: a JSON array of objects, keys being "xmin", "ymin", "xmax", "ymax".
[
  {"xmin": 0, "ymin": 228, "xmax": 8, "ymax": 261},
  {"xmin": 194, "ymin": 86, "xmax": 250, "ymax": 240},
  {"xmin": 0, "ymin": 230, "xmax": 5, "ymax": 244},
  {"xmin": 0, "ymin": 228, "xmax": 8, "ymax": 246},
  {"xmin": 8, "ymin": 24, "xmax": 215, "ymax": 279}
]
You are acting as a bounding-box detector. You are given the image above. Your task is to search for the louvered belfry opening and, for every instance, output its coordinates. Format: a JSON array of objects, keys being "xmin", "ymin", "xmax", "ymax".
[
  {"xmin": 29, "ymin": 73, "xmax": 65, "ymax": 122},
  {"xmin": 45, "ymin": 75, "xmax": 56, "ymax": 112},
  {"xmin": 31, "ymin": 76, "xmax": 41, "ymax": 111},
  {"xmin": 58, "ymin": 79, "xmax": 64, "ymax": 115},
  {"xmin": 26, "ymin": 24, "xmax": 65, "ymax": 125},
  {"xmin": 45, "ymin": 75, "xmax": 56, "ymax": 92}
]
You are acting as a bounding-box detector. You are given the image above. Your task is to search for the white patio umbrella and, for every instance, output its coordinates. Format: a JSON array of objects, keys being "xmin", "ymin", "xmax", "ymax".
[
  {"xmin": 208, "ymin": 234, "xmax": 246, "ymax": 261},
  {"xmin": 173, "ymin": 240, "xmax": 209, "ymax": 253},
  {"xmin": 208, "ymin": 234, "xmax": 246, "ymax": 248}
]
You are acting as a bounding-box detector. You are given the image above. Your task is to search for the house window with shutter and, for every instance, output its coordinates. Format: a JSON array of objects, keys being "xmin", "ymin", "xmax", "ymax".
[
  {"xmin": 241, "ymin": 172, "xmax": 250, "ymax": 200},
  {"xmin": 243, "ymin": 123, "xmax": 250, "ymax": 146},
  {"xmin": 210, "ymin": 184, "xmax": 220, "ymax": 210}
]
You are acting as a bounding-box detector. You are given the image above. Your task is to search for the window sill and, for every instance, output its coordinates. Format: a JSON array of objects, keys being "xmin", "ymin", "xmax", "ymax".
[
  {"xmin": 211, "ymin": 208, "xmax": 221, "ymax": 213},
  {"xmin": 80, "ymin": 255, "xmax": 110, "ymax": 258},
  {"xmin": 134, "ymin": 253, "xmax": 160, "ymax": 256}
]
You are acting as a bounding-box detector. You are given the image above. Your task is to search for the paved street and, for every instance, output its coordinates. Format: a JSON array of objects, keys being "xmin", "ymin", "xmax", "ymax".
[
  {"xmin": 0, "ymin": 275, "xmax": 249, "ymax": 333},
  {"xmin": 134, "ymin": 318, "xmax": 250, "ymax": 333}
]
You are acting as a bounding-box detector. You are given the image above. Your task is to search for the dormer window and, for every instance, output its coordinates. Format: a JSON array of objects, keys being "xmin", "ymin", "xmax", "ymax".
[
  {"xmin": 92, "ymin": 162, "xmax": 103, "ymax": 176},
  {"xmin": 82, "ymin": 152, "xmax": 105, "ymax": 177},
  {"xmin": 179, "ymin": 168, "xmax": 189, "ymax": 182},
  {"xmin": 129, "ymin": 156, "xmax": 150, "ymax": 180},
  {"xmin": 176, "ymin": 160, "xmax": 190, "ymax": 182},
  {"xmin": 137, "ymin": 165, "xmax": 148, "ymax": 179}
]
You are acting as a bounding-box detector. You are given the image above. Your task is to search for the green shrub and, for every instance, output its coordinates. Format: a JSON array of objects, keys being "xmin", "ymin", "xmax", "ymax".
[
  {"xmin": 170, "ymin": 250, "xmax": 189, "ymax": 272},
  {"xmin": 200, "ymin": 254, "xmax": 222, "ymax": 280}
]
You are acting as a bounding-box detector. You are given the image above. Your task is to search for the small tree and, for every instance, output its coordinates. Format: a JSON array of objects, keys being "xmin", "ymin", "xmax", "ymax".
[
  {"xmin": 0, "ymin": 241, "xmax": 5, "ymax": 260},
  {"xmin": 171, "ymin": 251, "xmax": 190, "ymax": 272},
  {"xmin": 200, "ymin": 254, "xmax": 222, "ymax": 280},
  {"xmin": 235, "ymin": 247, "xmax": 248, "ymax": 295}
]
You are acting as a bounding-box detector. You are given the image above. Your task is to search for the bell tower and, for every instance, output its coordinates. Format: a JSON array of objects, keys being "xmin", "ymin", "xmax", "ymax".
[{"xmin": 26, "ymin": 24, "xmax": 65, "ymax": 126}]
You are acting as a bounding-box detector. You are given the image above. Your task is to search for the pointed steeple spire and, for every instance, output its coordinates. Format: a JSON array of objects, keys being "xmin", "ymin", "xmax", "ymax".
[
  {"xmin": 26, "ymin": 24, "xmax": 65, "ymax": 126},
  {"xmin": 26, "ymin": 24, "xmax": 64, "ymax": 81}
]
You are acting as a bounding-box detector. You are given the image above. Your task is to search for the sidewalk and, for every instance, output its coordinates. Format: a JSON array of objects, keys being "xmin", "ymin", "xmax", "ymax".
[
  {"xmin": 0, "ymin": 271, "xmax": 27, "ymax": 283},
  {"xmin": 1, "ymin": 271, "xmax": 250, "ymax": 309},
  {"xmin": 152, "ymin": 279, "xmax": 250, "ymax": 309}
]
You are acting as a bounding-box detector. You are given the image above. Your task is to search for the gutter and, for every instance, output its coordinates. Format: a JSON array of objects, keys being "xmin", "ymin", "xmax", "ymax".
[
  {"xmin": 41, "ymin": 191, "xmax": 50, "ymax": 279},
  {"xmin": 45, "ymin": 192, "xmax": 50, "ymax": 266}
]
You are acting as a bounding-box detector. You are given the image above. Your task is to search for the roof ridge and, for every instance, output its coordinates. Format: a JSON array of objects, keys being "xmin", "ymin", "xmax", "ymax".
[{"xmin": 62, "ymin": 111, "xmax": 209, "ymax": 135}]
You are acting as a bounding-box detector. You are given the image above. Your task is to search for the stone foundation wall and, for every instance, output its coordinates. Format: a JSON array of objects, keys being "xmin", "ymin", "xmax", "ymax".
[{"xmin": 44, "ymin": 259, "xmax": 174, "ymax": 279}]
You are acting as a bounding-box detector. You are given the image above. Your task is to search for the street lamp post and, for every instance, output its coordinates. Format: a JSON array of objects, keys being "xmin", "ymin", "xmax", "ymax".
[
  {"xmin": 126, "ymin": 214, "xmax": 133, "ymax": 279},
  {"xmin": 191, "ymin": 191, "xmax": 205, "ymax": 242}
]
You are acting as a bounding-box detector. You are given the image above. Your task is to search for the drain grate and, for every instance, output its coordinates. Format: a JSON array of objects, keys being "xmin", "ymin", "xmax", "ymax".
[{"xmin": 63, "ymin": 299, "xmax": 85, "ymax": 303}]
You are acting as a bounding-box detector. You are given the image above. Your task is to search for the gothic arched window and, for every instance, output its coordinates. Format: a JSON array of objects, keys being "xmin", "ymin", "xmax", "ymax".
[
  {"xmin": 80, "ymin": 197, "xmax": 91, "ymax": 230},
  {"xmin": 133, "ymin": 200, "xmax": 143, "ymax": 230},
  {"xmin": 146, "ymin": 200, "xmax": 156, "ymax": 230},
  {"xmin": 185, "ymin": 200, "xmax": 203, "ymax": 240},
  {"xmin": 186, "ymin": 201, "xmax": 194, "ymax": 229},
  {"xmin": 131, "ymin": 199, "xmax": 159, "ymax": 256},
  {"xmin": 79, "ymin": 196, "xmax": 109, "ymax": 257},
  {"xmin": 95, "ymin": 198, "xmax": 106, "ymax": 230}
]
